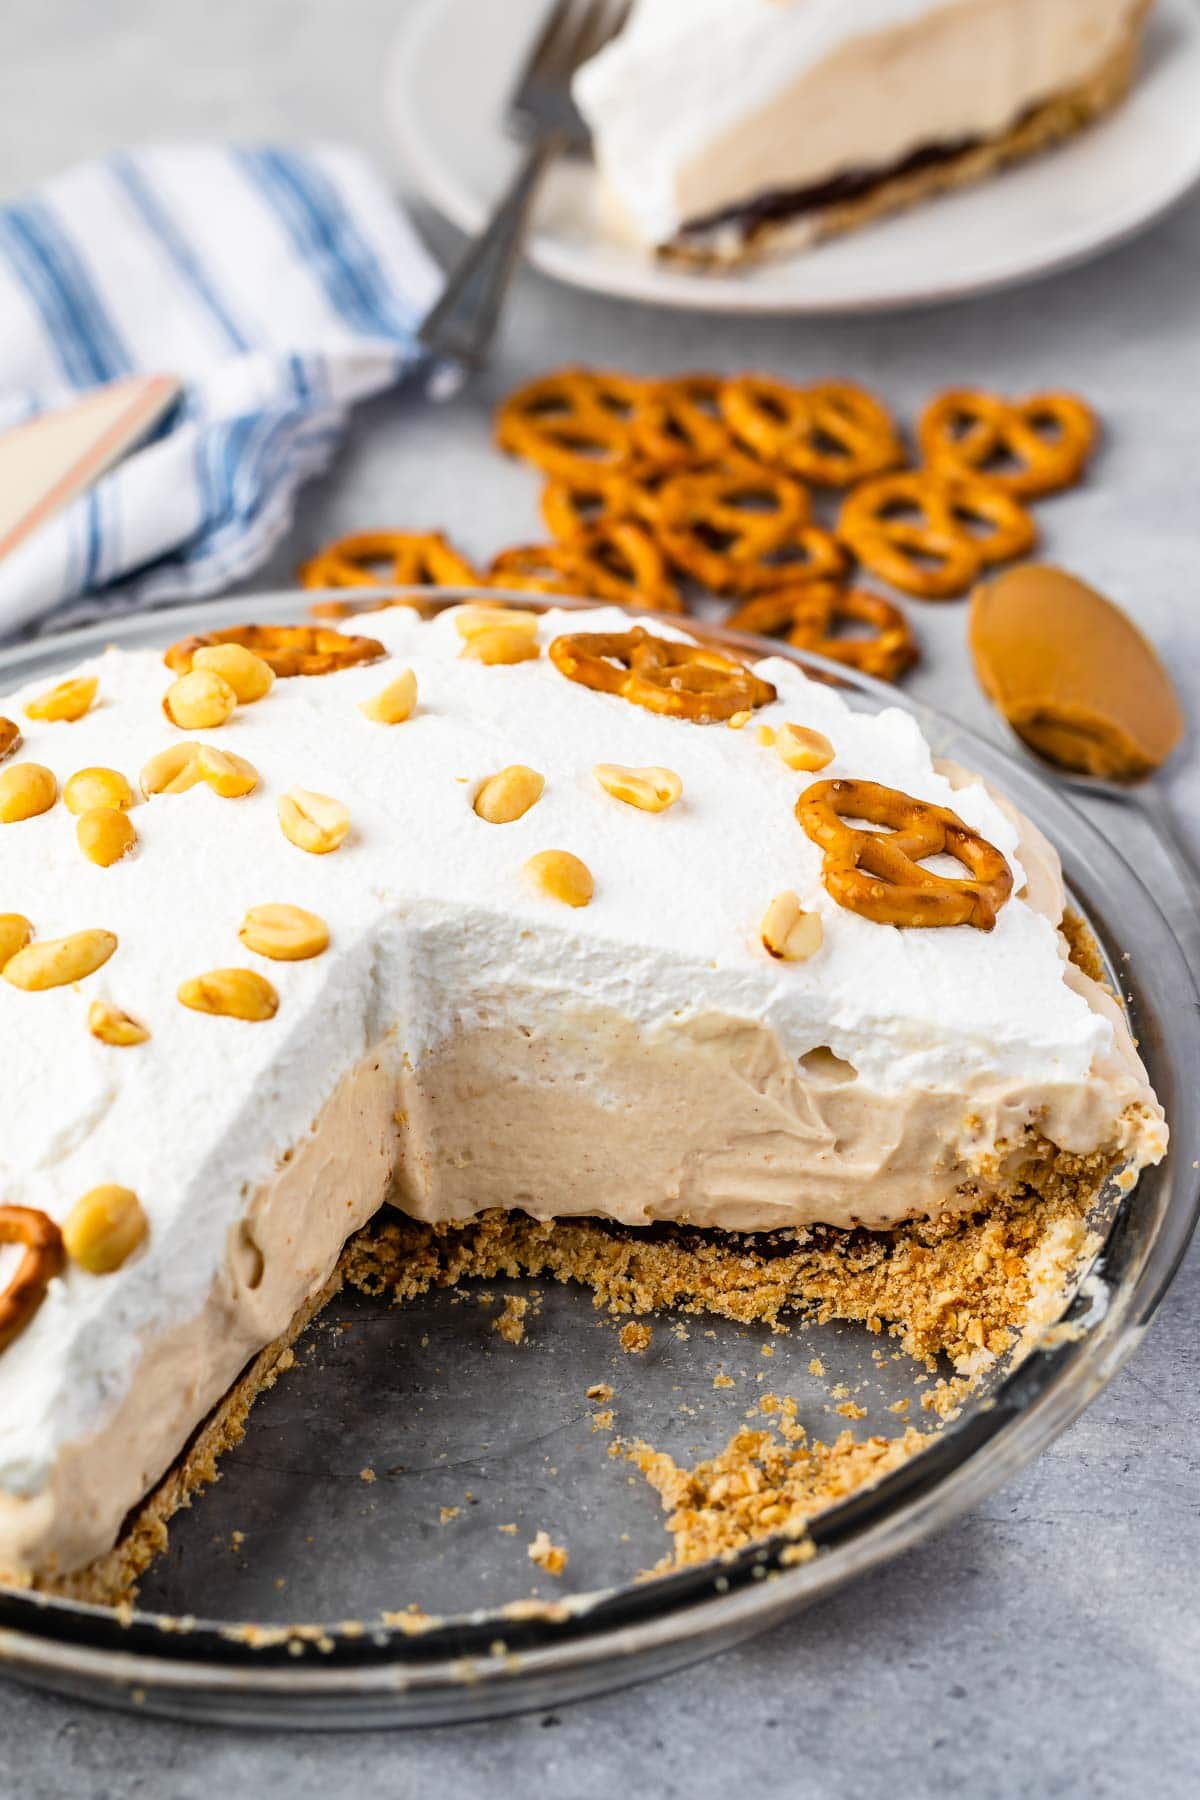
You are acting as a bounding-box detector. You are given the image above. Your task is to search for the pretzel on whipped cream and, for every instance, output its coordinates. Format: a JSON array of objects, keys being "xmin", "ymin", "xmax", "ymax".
[
  {"xmin": 495, "ymin": 368, "xmax": 645, "ymax": 480},
  {"xmin": 721, "ymin": 377, "xmax": 906, "ymax": 487},
  {"xmin": 796, "ymin": 777, "xmax": 1013, "ymax": 930},
  {"xmin": 165, "ymin": 623, "xmax": 386, "ymax": 679},
  {"xmin": 0, "ymin": 1205, "xmax": 64, "ymax": 1353},
  {"xmin": 490, "ymin": 522, "xmax": 682, "ymax": 613},
  {"xmin": 838, "ymin": 470, "xmax": 1037, "ymax": 599},
  {"xmin": 918, "ymin": 389, "xmax": 1097, "ymax": 498},
  {"xmin": 727, "ymin": 581, "xmax": 918, "ymax": 684},
  {"xmin": 298, "ymin": 530, "xmax": 477, "ymax": 597},
  {"xmin": 549, "ymin": 626, "xmax": 775, "ymax": 723}
]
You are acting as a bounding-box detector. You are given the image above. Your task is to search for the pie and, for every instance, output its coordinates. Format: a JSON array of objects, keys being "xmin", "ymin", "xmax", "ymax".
[
  {"xmin": 0, "ymin": 603, "xmax": 1166, "ymax": 1598},
  {"xmin": 573, "ymin": 0, "xmax": 1154, "ymax": 265}
]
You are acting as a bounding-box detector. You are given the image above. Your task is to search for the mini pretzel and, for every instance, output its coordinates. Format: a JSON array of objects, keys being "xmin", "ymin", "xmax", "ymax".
[
  {"xmin": 918, "ymin": 389, "xmax": 1097, "ymax": 498},
  {"xmin": 0, "ymin": 1206, "xmax": 64, "ymax": 1353},
  {"xmin": 495, "ymin": 368, "xmax": 645, "ymax": 480},
  {"xmin": 731, "ymin": 524, "xmax": 848, "ymax": 594},
  {"xmin": 721, "ymin": 377, "xmax": 906, "ymax": 486},
  {"xmin": 490, "ymin": 522, "xmax": 682, "ymax": 613},
  {"xmin": 838, "ymin": 471, "xmax": 1037, "ymax": 599},
  {"xmin": 549, "ymin": 626, "xmax": 776, "ymax": 723},
  {"xmin": 165, "ymin": 623, "xmax": 386, "ymax": 678},
  {"xmin": 629, "ymin": 374, "xmax": 737, "ymax": 467},
  {"xmin": 298, "ymin": 531, "xmax": 477, "ymax": 592},
  {"xmin": 653, "ymin": 463, "xmax": 812, "ymax": 592},
  {"xmin": 0, "ymin": 718, "xmax": 20, "ymax": 762},
  {"xmin": 797, "ymin": 777, "xmax": 1013, "ymax": 930},
  {"xmin": 727, "ymin": 581, "xmax": 919, "ymax": 684},
  {"xmin": 540, "ymin": 464, "xmax": 650, "ymax": 543}
]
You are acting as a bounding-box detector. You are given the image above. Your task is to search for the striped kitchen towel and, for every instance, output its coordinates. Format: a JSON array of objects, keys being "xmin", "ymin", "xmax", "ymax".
[{"xmin": 0, "ymin": 143, "xmax": 442, "ymax": 639}]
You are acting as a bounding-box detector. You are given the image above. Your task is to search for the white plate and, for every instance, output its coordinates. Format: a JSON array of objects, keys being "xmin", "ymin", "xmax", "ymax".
[{"xmin": 387, "ymin": 0, "xmax": 1200, "ymax": 314}]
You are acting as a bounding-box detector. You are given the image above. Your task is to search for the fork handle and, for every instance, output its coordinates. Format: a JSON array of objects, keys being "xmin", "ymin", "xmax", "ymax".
[{"xmin": 417, "ymin": 130, "xmax": 566, "ymax": 371}]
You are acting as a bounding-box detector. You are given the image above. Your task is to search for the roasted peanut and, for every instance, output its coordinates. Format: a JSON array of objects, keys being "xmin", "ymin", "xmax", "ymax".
[
  {"xmin": 3, "ymin": 929, "xmax": 117, "ymax": 990},
  {"xmin": 64, "ymin": 767, "xmax": 135, "ymax": 815},
  {"xmin": 0, "ymin": 762, "xmax": 57, "ymax": 823},
  {"xmin": 523, "ymin": 849, "xmax": 593, "ymax": 908},
  {"xmin": 177, "ymin": 968, "xmax": 279, "ymax": 1021},
  {"xmin": 593, "ymin": 764, "xmax": 682, "ymax": 813},
  {"xmin": 162, "ymin": 669, "xmax": 237, "ymax": 730},
  {"xmin": 77, "ymin": 807, "xmax": 137, "ymax": 867},
  {"xmin": 358, "ymin": 668, "xmax": 417, "ymax": 724},
  {"xmin": 461, "ymin": 626, "xmax": 541, "ymax": 666},
  {"xmin": 0, "ymin": 717, "xmax": 20, "ymax": 761},
  {"xmin": 278, "ymin": 787, "xmax": 350, "ymax": 855},
  {"xmin": 473, "ymin": 765, "xmax": 545, "ymax": 824},
  {"xmin": 25, "ymin": 675, "xmax": 97, "ymax": 723},
  {"xmin": 776, "ymin": 723, "xmax": 835, "ymax": 773},
  {"xmin": 0, "ymin": 915, "xmax": 33, "ymax": 968},
  {"xmin": 761, "ymin": 892, "xmax": 823, "ymax": 962},
  {"xmin": 453, "ymin": 605, "xmax": 538, "ymax": 643},
  {"xmin": 63, "ymin": 1185, "xmax": 147, "ymax": 1274},
  {"xmin": 239, "ymin": 904, "xmax": 329, "ymax": 962},
  {"xmin": 140, "ymin": 742, "xmax": 203, "ymax": 797},
  {"xmin": 88, "ymin": 1000, "xmax": 150, "ymax": 1046},
  {"xmin": 191, "ymin": 643, "xmax": 275, "ymax": 703},
  {"xmin": 195, "ymin": 745, "xmax": 258, "ymax": 798}
]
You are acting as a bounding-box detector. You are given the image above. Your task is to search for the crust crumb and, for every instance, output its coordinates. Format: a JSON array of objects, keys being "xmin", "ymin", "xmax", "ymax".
[
  {"xmin": 527, "ymin": 1530, "xmax": 568, "ymax": 1577},
  {"xmin": 492, "ymin": 1294, "xmax": 529, "ymax": 1344},
  {"xmin": 621, "ymin": 1421, "xmax": 926, "ymax": 1571},
  {"xmin": 619, "ymin": 1321, "xmax": 653, "ymax": 1354}
]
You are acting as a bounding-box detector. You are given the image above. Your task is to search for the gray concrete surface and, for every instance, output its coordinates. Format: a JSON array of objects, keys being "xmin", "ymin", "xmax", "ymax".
[{"xmin": 2, "ymin": 3, "xmax": 1199, "ymax": 1794}]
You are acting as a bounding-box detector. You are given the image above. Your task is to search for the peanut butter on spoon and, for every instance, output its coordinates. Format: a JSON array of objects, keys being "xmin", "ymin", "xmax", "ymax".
[{"xmin": 969, "ymin": 565, "xmax": 1184, "ymax": 782}]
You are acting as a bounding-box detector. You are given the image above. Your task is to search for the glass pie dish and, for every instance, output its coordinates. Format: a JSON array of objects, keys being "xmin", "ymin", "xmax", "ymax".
[{"xmin": 0, "ymin": 587, "xmax": 1195, "ymax": 1730}]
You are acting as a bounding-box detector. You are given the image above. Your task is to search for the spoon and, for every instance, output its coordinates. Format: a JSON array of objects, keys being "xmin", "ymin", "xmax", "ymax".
[{"xmin": 968, "ymin": 565, "xmax": 1199, "ymax": 960}]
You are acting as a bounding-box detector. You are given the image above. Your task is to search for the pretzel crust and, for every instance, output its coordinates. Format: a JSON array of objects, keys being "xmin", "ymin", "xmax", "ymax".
[
  {"xmin": 298, "ymin": 530, "xmax": 477, "ymax": 594},
  {"xmin": 490, "ymin": 522, "xmax": 682, "ymax": 613},
  {"xmin": 721, "ymin": 377, "xmax": 906, "ymax": 487},
  {"xmin": 797, "ymin": 777, "xmax": 1013, "ymax": 930},
  {"xmin": 495, "ymin": 368, "xmax": 645, "ymax": 480},
  {"xmin": 838, "ymin": 471, "xmax": 1036, "ymax": 599},
  {"xmin": 165, "ymin": 624, "xmax": 386, "ymax": 679},
  {"xmin": 918, "ymin": 389, "xmax": 1097, "ymax": 498},
  {"xmin": 549, "ymin": 626, "xmax": 776, "ymax": 723},
  {"xmin": 727, "ymin": 581, "xmax": 918, "ymax": 684},
  {"xmin": 0, "ymin": 1205, "xmax": 65, "ymax": 1353}
]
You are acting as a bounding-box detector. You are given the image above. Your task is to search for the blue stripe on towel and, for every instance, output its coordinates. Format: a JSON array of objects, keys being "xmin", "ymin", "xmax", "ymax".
[
  {"xmin": 2, "ymin": 200, "xmax": 130, "ymax": 385},
  {"xmin": 235, "ymin": 148, "xmax": 416, "ymax": 342},
  {"xmin": 110, "ymin": 155, "xmax": 250, "ymax": 353}
]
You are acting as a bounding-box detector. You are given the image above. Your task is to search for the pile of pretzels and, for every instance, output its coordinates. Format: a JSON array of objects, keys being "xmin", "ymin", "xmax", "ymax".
[{"xmin": 299, "ymin": 368, "xmax": 1097, "ymax": 686}]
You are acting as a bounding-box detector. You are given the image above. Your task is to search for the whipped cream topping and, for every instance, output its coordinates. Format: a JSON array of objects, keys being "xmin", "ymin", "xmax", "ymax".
[
  {"xmin": 574, "ymin": 0, "xmax": 1144, "ymax": 246},
  {"xmin": 0, "ymin": 604, "xmax": 1160, "ymax": 1515}
]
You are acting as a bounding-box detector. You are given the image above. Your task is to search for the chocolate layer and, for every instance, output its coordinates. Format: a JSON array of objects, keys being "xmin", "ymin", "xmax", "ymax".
[{"xmin": 673, "ymin": 135, "xmax": 980, "ymax": 248}]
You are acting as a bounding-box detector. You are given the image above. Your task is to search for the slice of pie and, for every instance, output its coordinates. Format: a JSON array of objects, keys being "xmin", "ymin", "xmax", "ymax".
[
  {"xmin": 0, "ymin": 603, "xmax": 1165, "ymax": 1596},
  {"xmin": 573, "ymin": 0, "xmax": 1154, "ymax": 266}
]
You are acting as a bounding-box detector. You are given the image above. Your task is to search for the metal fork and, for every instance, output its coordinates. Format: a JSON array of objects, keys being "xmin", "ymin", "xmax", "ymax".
[{"xmin": 417, "ymin": 0, "xmax": 629, "ymax": 374}]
